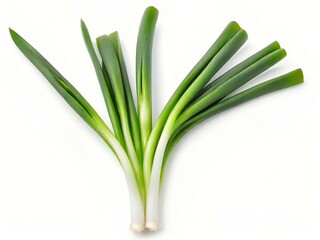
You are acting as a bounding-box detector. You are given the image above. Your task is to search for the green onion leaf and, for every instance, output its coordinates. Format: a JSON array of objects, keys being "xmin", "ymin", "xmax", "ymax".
[
  {"xmin": 144, "ymin": 24, "xmax": 247, "ymax": 185},
  {"xmin": 81, "ymin": 20, "xmax": 125, "ymax": 146},
  {"xmin": 97, "ymin": 34, "xmax": 145, "ymax": 201},
  {"xmin": 136, "ymin": 6, "xmax": 159, "ymax": 149},
  {"xmin": 162, "ymin": 69, "xmax": 304, "ymax": 179},
  {"xmin": 176, "ymin": 46, "xmax": 287, "ymax": 127},
  {"xmin": 109, "ymin": 31, "xmax": 143, "ymax": 162},
  {"xmin": 10, "ymin": 28, "xmax": 107, "ymax": 136}
]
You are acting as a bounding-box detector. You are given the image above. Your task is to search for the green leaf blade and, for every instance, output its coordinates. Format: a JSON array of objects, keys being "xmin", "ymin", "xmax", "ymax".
[
  {"xmin": 80, "ymin": 20, "xmax": 126, "ymax": 146},
  {"xmin": 144, "ymin": 21, "xmax": 245, "ymax": 185},
  {"xmin": 194, "ymin": 41, "xmax": 281, "ymax": 101},
  {"xmin": 109, "ymin": 31, "xmax": 143, "ymax": 162},
  {"xmin": 136, "ymin": 6, "xmax": 159, "ymax": 149},
  {"xmin": 164, "ymin": 69, "xmax": 304, "ymax": 175},
  {"xmin": 10, "ymin": 28, "xmax": 103, "ymax": 131},
  {"xmin": 176, "ymin": 47, "xmax": 287, "ymax": 127}
]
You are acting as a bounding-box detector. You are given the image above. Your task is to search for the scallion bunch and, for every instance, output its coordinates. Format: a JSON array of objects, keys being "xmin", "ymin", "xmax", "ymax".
[{"xmin": 10, "ymin": 6, "xmax": 303, "ymax": 232}]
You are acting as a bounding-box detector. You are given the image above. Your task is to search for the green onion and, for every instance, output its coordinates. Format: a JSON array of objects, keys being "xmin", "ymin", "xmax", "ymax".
[
  {"xmin": 10, "ymin": 6, "xmax": 303, "ymax": 233},
  {"xmin": 96, "ymin": 34, "xmax": 146, "ymax": 208},
  {"xmin": 10, "ymin": 28, "xmax": 145, "ymax": 232},
  {"xmin": 145, "ymin": 28, "xmax": 249, "ymax": 230}
]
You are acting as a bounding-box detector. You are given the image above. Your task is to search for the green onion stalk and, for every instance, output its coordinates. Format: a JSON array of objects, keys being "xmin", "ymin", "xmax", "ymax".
[{"xmin": 10, "ymin": 6, "xmax": 303, "ymax": 232}]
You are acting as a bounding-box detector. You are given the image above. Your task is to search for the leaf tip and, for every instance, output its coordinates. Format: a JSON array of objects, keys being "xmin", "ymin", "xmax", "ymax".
[
  {"xmin": 146, "ymin": 6, "xmax": 159, "ymax": 14},
  {"xmin": 9, "ymin": 28, "xmax": 21, "ymax": 46},
  {"xmin": 109, "ymin": 31, "xmax": 119, "ymax": 38},
  {"xmin": 272, "ymin": 41, "xmax": 281, "ymax": 49},
  {"xmin": 294, "ymin": 68, "xmax": 304, "ymax": 84},
  {"xmin": 229, "ymin": 21, "xmax": 242, "ymax": 32},
  {"xmin": 80, "ymin": 19, "xmax": 87, "ymax": 30},
  {"xmin": 238, "ymin": 28, "xmax": 248, "ymax": 41},
  {"xmin": 9, "ymin": 28, "xmax": 17, "ymax": 39},
  {"xmin": 280, "ymin": 48, "xmax": 287, "ymax": 58}
]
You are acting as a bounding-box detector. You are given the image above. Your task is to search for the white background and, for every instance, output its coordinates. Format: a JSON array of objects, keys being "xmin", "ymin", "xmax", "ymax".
[{"xmin": 0, "ymin": 0, "xmax": 319, "ymax": 239}]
